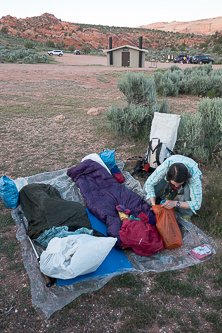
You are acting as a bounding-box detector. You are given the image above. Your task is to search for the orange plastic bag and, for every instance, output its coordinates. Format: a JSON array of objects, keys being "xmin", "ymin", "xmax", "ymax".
[{"xmin": 152, "ymin": 205, "xmax": 183, "ymax": 250}]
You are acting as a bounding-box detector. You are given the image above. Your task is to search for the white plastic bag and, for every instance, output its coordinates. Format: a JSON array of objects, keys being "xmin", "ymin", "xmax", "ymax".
[{"xmin": 40, "ymin": 234, "xmax": 117, "ymax": 279}]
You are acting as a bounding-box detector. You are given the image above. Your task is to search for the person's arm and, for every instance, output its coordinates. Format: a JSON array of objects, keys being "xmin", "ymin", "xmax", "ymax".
[
  {"xmin": 150, "ymin": 197, "xmax": 156, "ymax": 206},
  {"xmin": 161, "ymin": 200, "xmax": 190, "ymax": 210},
  {"xmin": 143, "ymin": 159, "xmax": 170, "ymax": 202}
]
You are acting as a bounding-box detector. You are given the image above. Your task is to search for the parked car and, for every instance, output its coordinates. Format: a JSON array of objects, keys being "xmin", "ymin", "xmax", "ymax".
[
  {"xmin": 173, "ymin": 54, "xmax": 187, "ymax": 63},
  {"xmin": 74, "ymin": 49, "xmax": 80, "ymax": 55},
  {"xmin": 191, "ymin": 55, "xmax": 214, "ymax": 64},
  {"xmin": 47, "ymin": 50, "xmax": 63, "ymax": 57}
]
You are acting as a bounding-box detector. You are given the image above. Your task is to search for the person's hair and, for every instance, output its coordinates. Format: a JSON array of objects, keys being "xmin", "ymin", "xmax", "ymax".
[{"xmin": 166, "ymin": 163, "xmax": 191, "ymax": 184}]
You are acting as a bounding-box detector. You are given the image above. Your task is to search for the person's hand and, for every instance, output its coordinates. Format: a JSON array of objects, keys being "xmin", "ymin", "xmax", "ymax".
[{"xmin": 161, "ymin": 200, "xmax": 175, "ymax": 209}]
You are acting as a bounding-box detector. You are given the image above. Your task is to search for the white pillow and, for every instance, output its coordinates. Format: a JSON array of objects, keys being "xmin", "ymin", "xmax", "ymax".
[{"xmin": 40, "ymin": 234, "xmax": 117, "ymax": 280}]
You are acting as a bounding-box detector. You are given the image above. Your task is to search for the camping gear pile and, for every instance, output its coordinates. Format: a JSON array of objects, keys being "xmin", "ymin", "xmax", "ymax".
[
  {"xmin": 0, "ymin": 113, "xmax": 217, "ymax": 318},
  {"xmin": 7, "ymin": 162, "xmax": 217, "ymax": 319}
]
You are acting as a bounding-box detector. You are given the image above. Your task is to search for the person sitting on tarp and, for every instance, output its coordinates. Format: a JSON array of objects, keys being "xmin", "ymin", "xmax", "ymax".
[{"xmin": 143, "ymin": 155, "xmax": 202, "ymax": 221}]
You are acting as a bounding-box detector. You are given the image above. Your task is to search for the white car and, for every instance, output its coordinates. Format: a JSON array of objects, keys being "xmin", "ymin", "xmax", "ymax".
[{"xmin": 47, "ymin": 50, "xmax": 63, "ymax": 57}]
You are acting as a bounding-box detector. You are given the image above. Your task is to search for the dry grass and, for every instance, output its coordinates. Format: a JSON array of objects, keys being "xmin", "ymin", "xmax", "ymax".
[{"xmin": 0, "ymin": 61, "xmax": 221, "ymax": 333}]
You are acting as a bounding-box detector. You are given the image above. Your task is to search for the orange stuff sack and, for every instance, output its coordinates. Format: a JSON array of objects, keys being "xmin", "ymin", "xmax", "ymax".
[{"xmin": 152, "ymin": 205, "xmax": 183, "ymax": 250}]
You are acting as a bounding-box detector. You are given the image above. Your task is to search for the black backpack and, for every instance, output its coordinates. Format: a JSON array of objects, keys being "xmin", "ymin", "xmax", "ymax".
[{"xmin": 143, "ymin": 138, "xmax": 163, "ymax": 173}]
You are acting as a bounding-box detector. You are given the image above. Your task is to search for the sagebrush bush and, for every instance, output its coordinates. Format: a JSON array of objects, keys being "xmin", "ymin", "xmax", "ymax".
[
  {"xmin": 196, "ymin": 175, "xmax": 222, "ymax": 237},
  {"xmin": 23, "ymin": 55, "xmax": 34, "ymax": 63},
  {"xmin": 175, "ymin": 112, "xmax": 209, "ymax": 161},
  {"xmin": 186, "ymin": 73, "xmax": 210, "ymax": 96},
  {"xmin": 5, "ymin": 53, "xmax": 17, "ymax": 63},
  {"xmin": 155, "ymin": 64, "xmax": 222, "ymax": 98},
  {"xmin": 197, "ymin": 98, "xmax": 222, "ymax": 157},
  {"xmin": 210, "ymin": 71, "xmax": 222, "ymax": 97},
  {"xmin": 117, "ymin": 71, "xmax": 157, "ymax": 107},
  {"xmin": 106, "ymin": 104, "xmax": 156, "ymax": 140},
  {"xmin": 107, "ymin": 72, "xmax": 161, "ymax": 140},
  {"xmin": 154, "ymin": 67, "xmax": 184, "ymax": 96},
  {"xmin": 0, "ymin": 45, "xmax": 48, "ymax": 63},
  {"xmin": 154, "ymin": 71, "xmax": 181, "ymax": 96},
  {"xmin": 175, "ymin": 98, "xmax": 222, "ymax": 161}
]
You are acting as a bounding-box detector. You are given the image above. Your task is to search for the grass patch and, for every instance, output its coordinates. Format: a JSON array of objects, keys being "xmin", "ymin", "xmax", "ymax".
[
  {"xmin": 152, "ymin": 271, "xmax": 205, "ymax": 298},
  {"xmin": 193, "ymin": 171, "xmax": 222, "ymax": 238},
  {"xmin": 205, "ymin": 311, "xmax": 222, "ymax": 332},
  {"xmin": 7, "ymin": 262, "xmax": 24, "ymax": 273},
  {"xmin": 0, "ymin": 213, "xmax": 15, "ymax": 230},
  {"xmin": 0, "ymin": 236, "xmax": 18, "ymax": 261},
  {"xmin": 111, "ymin": 273, "xmax": 144, "ymax": 291},
  {"xmin": 119, "ymin": 299, "xmax": 158, "ymax": 333}
]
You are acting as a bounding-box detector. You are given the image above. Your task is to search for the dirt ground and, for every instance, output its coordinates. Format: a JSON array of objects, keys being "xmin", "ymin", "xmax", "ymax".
[
  {"xmin": 0, "ymin": 55, "xmax": 221, "ymax": 333},
  {"xmin": 54, "ymin": 53, "xmax": 222, "ymax": 70}
]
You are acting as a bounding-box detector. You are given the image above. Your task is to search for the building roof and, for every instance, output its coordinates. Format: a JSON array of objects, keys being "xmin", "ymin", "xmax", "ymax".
[{"xmin": 104, "ymin": 45, "xmax": 148, "ymax": 54}]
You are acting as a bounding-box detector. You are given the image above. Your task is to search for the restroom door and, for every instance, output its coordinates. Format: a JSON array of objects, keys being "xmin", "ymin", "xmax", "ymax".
[{"xmin": 122, "ymin": 52, "xmax": 130, "ymax": 66}]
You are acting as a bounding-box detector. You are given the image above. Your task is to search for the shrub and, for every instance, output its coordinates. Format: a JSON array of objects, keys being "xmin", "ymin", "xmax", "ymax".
[
  {"xmin": 158, "ymin": 98, "xmax": 168, "ymax": 113},
  {"xmin": 1, "ymin": 26, "xmax": 8, "ymax": 34},
  {"xmin": 179, "ymin": 45, "xmax": 185, "ymax": 51},
  {"xmin": 213, "ymin": 44, "xmax": 221, "ymax": 53},
  {"xmin": 184, "ymin": 72, "xmax": 210, "ymax": 96},
  {"xmin": 23, "ymin": 55, "xmax": 34, "ymax": 63},
  {"xmin": 82, "ymin": 46, "xmax": 90, "ymax": 54},
  {"xmin": 68, "ymin": 44, "xmax": 75, "ymax": 52},
  {"xmin": 56, "ymin": 41, "xmax": 65, "ymax": 49},
  {"xmin": 210, "ymin": 70, "xmax": 222, "ymax": 96},
  {"xmin": 175, "ymin": 112, "xmax": 208, "ymax": 161},
  {"xmin": 197, "ymin": 98, "xmax": 222, "ymax": 158},
  {"xmin": 154, "ymin": 66, "xmax": 184, "ymax": 97},
  {"xmin": 106, "ymin": 104, "xmax": 156, "ymax": 140},
  {"xmin": 207, "ymin": 90, "xmax": 216, "ymax": 99},
  {"xmin": 107, "ymin": 72, "xmax": 161, "ymax": 141},
  {"xmin": 117, "ymin": 71, "xmax": 157, "ymax": 106},
  {"xmin": 45, "ymin": 40, "xmax": 55, "ymax": 48},
  {"xmin": 33, "ymin": 54, "xmax": 48, "ymax": 63},
  {"xmin": 24, "ymin": 41, "xmax": 35, "ymax": 49},
  {"xmin": 175, "ymin": 98, "xmax": 222, "ymax": 162},
  {"xmin": 5, "ymin": 53, "xmax": 17, "ymax": 63},
  {"xmin": 155, "ymin": 64, "xmax": 222, "ymax": 97}
]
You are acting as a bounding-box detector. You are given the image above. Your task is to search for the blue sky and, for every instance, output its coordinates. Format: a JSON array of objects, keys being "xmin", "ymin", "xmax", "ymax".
[{"xmin": 1, "ymin": 0, "xmax": 222, "ymax": 27}]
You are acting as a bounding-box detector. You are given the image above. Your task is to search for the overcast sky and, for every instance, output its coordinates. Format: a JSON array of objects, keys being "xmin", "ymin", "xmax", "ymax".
[{"xmin": 1, "ymin": 0, "xmax": 222, "ymax": 27}]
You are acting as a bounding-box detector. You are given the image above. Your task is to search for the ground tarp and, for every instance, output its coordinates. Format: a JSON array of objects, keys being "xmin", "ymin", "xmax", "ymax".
[{"xmin": 12, "ymin": 161, "xmax": 217, "ymax": 319}]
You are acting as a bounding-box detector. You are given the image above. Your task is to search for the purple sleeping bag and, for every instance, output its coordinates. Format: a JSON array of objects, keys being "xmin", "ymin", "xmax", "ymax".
[{"xmin": 67, "ymin": 160, "xmax": 156, "ymax": 249}]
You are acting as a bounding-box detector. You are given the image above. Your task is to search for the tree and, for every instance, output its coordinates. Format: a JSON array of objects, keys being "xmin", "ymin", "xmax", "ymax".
[
  {"xmin": 213, "ymin": 44, "xmax": 221, "ymax": 53},
  {"xmin": 68, "ymin": 44, "xmax": 75, "ymax": 52},
  {"xmin": 179, "ymin": 45, "xmax": 185, "ymax": 51},
  {"xmin": 1, "ymin": 26, "xmax": 8, "ymax": 34},
  {"xmin": 45, "ymin": 40, "xmax": 55, "ymax": 48},
  {"xmin": 24, "ymin": 41, "xmax": 35, "ymax": 49},
  {"xmin": 82, "ymin": 46, "xmax": 90, "ymax": 54}
]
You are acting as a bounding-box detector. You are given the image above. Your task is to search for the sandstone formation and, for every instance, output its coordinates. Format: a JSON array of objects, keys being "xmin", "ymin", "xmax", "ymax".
[
  {"xmin": 0, "ymin": 13, "xmax": 214, "ymax": 50},
  {"xmin": 139, "ymin": 17, "xmax": 222, "ymax": 35}
]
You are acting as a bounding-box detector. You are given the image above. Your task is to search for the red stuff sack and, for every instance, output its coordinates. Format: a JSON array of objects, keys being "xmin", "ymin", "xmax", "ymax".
[
  {"xmin": 119, "ymin": 212, "xmax": 164, "ymax": 256},
  {"xmin": 152, "ymin": 205, "xmax": 183, "ymax": 250}
]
